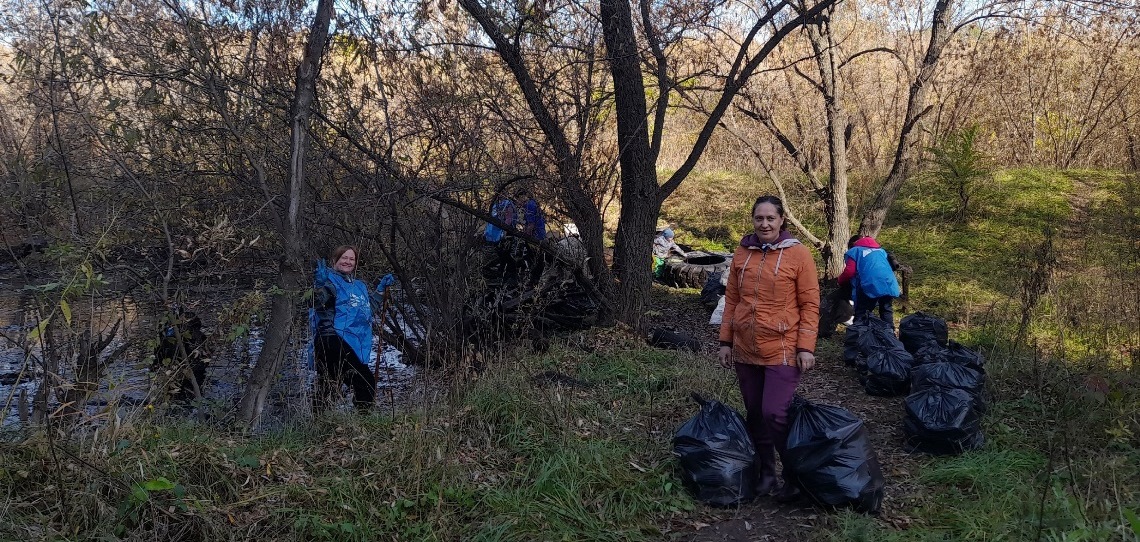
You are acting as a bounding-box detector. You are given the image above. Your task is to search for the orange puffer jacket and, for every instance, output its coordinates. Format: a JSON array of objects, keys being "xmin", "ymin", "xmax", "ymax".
[{"xmin": 718, "ymin": 232, "xmax": 820, "ymax": 366}]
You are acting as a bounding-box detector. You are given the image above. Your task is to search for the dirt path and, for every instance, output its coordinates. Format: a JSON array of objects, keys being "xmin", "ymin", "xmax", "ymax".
[
  {"xmin": 1057, "ymin": 172, "xmax": 1101, "ymax": 267},
  {"xmin": 648, "ymin": 285, "xmax": 925, "ymax": 541}
]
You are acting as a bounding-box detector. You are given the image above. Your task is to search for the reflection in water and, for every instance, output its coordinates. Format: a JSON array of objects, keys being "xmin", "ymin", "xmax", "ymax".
[{"xmin": 0, "ymin": 279, "xmax": 417, "ymax": 428}]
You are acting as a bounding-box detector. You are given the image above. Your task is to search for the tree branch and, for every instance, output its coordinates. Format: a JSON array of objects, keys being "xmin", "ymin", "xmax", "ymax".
[{"xmin": 658, "ymin": 0, "xmax": 838, "ymax": 200}]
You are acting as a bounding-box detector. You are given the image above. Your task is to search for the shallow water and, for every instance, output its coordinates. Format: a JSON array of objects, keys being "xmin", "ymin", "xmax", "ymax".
[{"xmin": 0, "ymin": 273, "xmax": 417, "ymax": 428}]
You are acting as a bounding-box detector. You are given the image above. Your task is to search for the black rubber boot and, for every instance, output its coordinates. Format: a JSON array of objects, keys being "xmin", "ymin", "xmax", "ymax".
[
  {"xmin": 773, "ymin": 482, "xmax": 803, "ymax": 503},
  {"xmin": 755, "ymin": 446, "xmax": 777, "ymax": 496}
]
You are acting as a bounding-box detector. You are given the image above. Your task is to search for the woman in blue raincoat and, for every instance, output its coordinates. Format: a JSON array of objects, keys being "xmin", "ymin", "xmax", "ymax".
[{"xmin": 313, "ymin": 245, "xmax": 377, "ymax": 411}]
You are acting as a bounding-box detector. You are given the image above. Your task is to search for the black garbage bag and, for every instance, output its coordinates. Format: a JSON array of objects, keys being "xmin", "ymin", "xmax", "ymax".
[
  {"xmin": 700, "ymin": 271, "xmax": 726, "ymax": 307},
  {"xmin": 544, "ymin": 289, "xmax": 599, "ymax": 331},
  {"xmin": 899, "ymin": 312, "xmax": 949, "ymax": 354},
  {"xmin": 843, "ymin": 315, "xmax": 903, "ymax": 368},
  {"xmin": 913, "ymin": 342, "xmax": 948, "ymax": 365},
  {"xmin": 945, "ymin": 340, "xmax": 985, "ymax": 372},
  {"xmin": 861, "ymin": 349, "xmax": 915, "ymax": 396},
  {"xmin": 673, "ymin": 394, "xmax": 757, "ymax": 506},
  {"xmin": 649, "ymin": 328, "xmax": 702, "ymax": 352},
  {"xmin": 910, "ymin": 362, "xmax": 987, "ymax": 411},
  {"xmin": 785, "ymin": 397, "xmax": 885, "ymax": 514},
  {"xmin": 914, "ymin": 341, "xmax": 985, "ymax": 372},
  {"xmin": 819, "ymin": 282, "xmax": 854, "ymax": 339},
  {"xmin": 903, "ymin": 387, "xmax": 984, "ymax": 455}
]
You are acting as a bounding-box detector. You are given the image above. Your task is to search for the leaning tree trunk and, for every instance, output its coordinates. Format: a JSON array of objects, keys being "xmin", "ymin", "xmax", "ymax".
[
  {"xmin": 859, "ymin": 0, "xmax": 955, "ymax": 237},
  {"xmin": 238, "ymin": 0, "xmax": 334, "ymax": 427}
]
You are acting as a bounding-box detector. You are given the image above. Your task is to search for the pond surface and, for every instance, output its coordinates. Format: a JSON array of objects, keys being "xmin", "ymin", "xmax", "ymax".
[{"xmin": 0, "ymin": 272, "xmax": 417, "ymax": 428}]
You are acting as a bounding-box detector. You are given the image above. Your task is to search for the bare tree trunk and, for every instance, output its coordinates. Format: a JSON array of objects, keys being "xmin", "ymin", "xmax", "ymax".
[
  {"xmin": 601, "ymin": 0, "xmax": 659, "ymax": 326},
  {"xmin": 807, "ymin": 15, "xmax": 851, "ymax": 278},
  {"xmin": 238, "ymin": 0, "xmax": 334, "ymax": 427},
  {"xmin": 858, "ymin": 0, "xmax": 955, "ymax": 237}
]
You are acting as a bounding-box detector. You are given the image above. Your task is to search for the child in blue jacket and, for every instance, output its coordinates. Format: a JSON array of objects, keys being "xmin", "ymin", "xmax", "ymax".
[{"xmin": 837, "ymin": 235, "xmax": 901, "ymax": 328}]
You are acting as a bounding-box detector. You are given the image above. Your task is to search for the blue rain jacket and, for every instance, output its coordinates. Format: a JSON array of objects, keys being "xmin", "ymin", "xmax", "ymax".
[
  {"xmin": 314, "ymin": 266, "xmax": 374, "ymax": 364},
  {"xmin": 484, "ymin": 198, "xmax": 517, "ymax": 243},
  {"xmin": 844, "ymin": 245, "xmax": 901, "ymax": 299}
]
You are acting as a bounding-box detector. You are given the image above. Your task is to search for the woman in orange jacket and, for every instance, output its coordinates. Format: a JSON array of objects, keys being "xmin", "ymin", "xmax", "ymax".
[{"xmin": 717, "ymin": 195, "xmax": 820, "ymax": 502}]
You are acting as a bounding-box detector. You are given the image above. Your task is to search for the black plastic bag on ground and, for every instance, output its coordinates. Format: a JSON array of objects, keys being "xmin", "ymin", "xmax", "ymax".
[
  {"xmin": 843, "ymin": 315, "xmax": 903, "ymax": 368},
  {"xmin": 903, "ymin": 387, "xmax": 984, "ymax": 455},
  {"xmin": 913, "ymin": 342, "xmax": 948, "ymax": 365},
  {"xmin": 910, "ymin": 362, "xmax": 987, "ymax": 411},
  {"xmin": 673, "ymin": 394, "xmax": 757, "ymax": 506},
  {"xmin": 914, "ymin": 341, "xmax": 985, "ymax": 373},
  {"xmin": 899, "ymin": 312, "xmax": 949, "ymax": 354},
  {"xmin": 785, "ymin": 397, "xmax": 885, "ymax": 514},
  {"xmin": 700, "ymin": 271, "xmax": 726, "ymax": 307},
  {"xmin": 544, "ymin": 289, "xmax": 599, "ymax": 331},
  {"xmin": 649, "ymin": 328, "xmax": 702, "ymax": 352},
  {"xmin": 819, "ymin": 282, "xmax": 853, "ymax": 339},
  {"xmin": 945, "ymin": 341, "xmax": 985, "ymax": 372},
  {"xmin": 861, "ymin": 349, "xmax": 915, "ymax": 396}
]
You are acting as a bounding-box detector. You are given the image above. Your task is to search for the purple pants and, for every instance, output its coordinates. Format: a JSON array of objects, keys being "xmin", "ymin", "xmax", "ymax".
[{"xmin": 734, "ymin": 363, "xmax": 801, "ymax": 475}]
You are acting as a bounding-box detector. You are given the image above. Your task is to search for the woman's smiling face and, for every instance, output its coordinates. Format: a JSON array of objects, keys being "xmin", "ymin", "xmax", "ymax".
[
  {"xmin": 752, "ymin": 202, "xmax": 784, "ymax": 243},
  {"xmin": 334, "ymin": 249, "xmax": 357, "ymax": 274}
]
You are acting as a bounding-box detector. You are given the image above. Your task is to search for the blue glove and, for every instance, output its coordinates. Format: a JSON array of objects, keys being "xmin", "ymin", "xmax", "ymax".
[
  {"xmin": 314, "ymin": 258, "xmax": 330, "ymax": 286},
  {"xmin": 377, "ymin": 273, "xmax": 397, "ymax": 293}
]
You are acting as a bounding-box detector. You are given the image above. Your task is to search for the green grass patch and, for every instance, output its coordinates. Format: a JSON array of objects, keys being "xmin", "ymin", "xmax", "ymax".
[
  {"xmin": 0, "ymin": 339, "xmax": 735, "ymax": 541},
  {"xmin": 659, "ymin": 168, "xmax": 828, "ymax": 252},
  {"xmin": 880, "ymin": 168, "xmax": 1074, "ymax": 314}
]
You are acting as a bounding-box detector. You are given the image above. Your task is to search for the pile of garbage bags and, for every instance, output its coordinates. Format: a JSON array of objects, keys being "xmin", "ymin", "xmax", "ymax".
[
  {"xmin": 673, "ymin": 394, "xmax": 886, "ymax": 514},
  {"xmin": 840, "ymin": 310, "xmax": 986, "ymax": 455},
  {"xmin": 898, "ymin": 313, "xmax": 987, "ymax": 455}
]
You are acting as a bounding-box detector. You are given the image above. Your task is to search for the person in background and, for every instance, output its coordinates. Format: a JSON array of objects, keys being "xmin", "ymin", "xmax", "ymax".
[
  {"xmin": 152, "ymin": 306, "xmax": 209, "ymax": 403},
  {"xmin": 481, "ymin": 190, "xmax": 524, "ymax": 281},
  {"xmin": 517, "ymin": 189, "xmax": 548, "ymax": 283},
  {"xmin": 313, "ymin": 245, "xmax": 377, "ymax": 412},
  {"xmin": 837, "ymin": 235, "xmax": 901, "ymax": 328},
  {"xmin": 717, "ymin": 195, "xmax": 819, "ymax": 502},
  {"xmin": 652, "ymin": 228, "xmax": 687, "ymax": 278},
  {"xmin": 484, "ymin": 192, "xmax": 519, "ymax": 245},
  {"xmin": 519, "ymin": 189, "xmax": 546, "ymax": 241}
]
